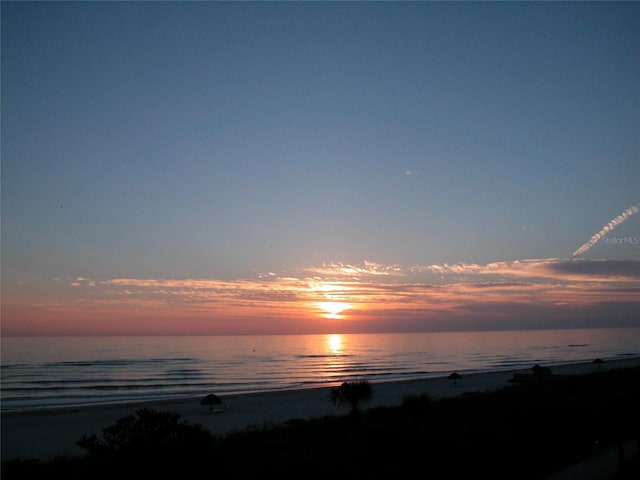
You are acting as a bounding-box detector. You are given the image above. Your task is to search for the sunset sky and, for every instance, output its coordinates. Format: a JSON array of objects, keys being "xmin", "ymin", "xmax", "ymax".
[{"xmin": 2, "ymin": 1, "xmax": 639, "ymax": 336}]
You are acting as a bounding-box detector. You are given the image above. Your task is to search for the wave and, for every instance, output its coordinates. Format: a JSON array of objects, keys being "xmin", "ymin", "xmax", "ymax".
[{"xmin": 2, "ymin": 329, "xmax": 638, "ymax": 412}]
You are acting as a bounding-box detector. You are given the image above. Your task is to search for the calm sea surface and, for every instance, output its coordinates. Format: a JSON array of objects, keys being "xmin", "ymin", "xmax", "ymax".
[{"xmin": 2, "ymin": 328, "xmax": 639, "ymax": 412}]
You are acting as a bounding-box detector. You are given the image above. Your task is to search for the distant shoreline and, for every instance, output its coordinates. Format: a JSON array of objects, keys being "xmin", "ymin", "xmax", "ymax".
[{"xmin": 3, "ymin": 356, "xmax": 640, "ymax": 463}]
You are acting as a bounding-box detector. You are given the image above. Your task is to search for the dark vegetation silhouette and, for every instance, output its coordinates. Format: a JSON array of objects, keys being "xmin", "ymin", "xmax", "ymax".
[
  {"xmin": 328, "ymin": 379, "xmax": 373, "ymax": 417},
  {"xmin": 75, "ymin": 408, "xmax": 215, "ymax": 476},
  {"xmin": 3, "ymin": 367, "xmax": 639, "ymax": 480}
]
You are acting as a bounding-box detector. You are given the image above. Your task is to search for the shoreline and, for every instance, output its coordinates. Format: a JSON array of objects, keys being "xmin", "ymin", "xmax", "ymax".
[{"xmin": 3, "ymin": 356, "xmax": 640, "ymax": 462}]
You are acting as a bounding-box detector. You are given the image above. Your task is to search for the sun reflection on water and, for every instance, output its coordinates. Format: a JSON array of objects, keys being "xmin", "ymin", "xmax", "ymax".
[
  {"xmin": 323, "ymin": 333, "xmax": 347, "ymax": 383},
  {"xmin": 326, "ymin": 333, "xmax": 343, "ymax": 354}
]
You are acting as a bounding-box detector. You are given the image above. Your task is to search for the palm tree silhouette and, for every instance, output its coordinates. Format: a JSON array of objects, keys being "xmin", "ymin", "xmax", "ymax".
[{"xmin": 328, "ymin": 379, "xmax": 373, "ymax": 417}]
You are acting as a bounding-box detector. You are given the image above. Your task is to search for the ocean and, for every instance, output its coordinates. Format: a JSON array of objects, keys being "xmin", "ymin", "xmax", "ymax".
[{"xmin": 2, "ymin": 328, "xmax": 639, "ymax": 412}]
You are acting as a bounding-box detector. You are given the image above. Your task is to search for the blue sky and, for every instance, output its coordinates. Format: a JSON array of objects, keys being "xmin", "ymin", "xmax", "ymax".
[{"xmin": 2, "ymin": 1, "xmax": 639, "ymax": 335}]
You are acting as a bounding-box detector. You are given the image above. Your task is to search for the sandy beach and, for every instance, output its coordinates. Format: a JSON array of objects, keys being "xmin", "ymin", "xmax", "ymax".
[{"xmin": 3, "ymin": 357, "xmax": 640, "ymax": 462}]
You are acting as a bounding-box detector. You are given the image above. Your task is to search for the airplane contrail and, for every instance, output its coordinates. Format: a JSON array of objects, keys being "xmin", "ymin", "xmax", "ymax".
[{"xmin": 572, "ymin": 203, "xmax": 640, "ymax": 257}]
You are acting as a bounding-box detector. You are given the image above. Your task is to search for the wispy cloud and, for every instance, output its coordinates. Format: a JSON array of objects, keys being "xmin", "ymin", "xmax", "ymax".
[
  {"xmin": 6, "ymin": 257, "xmax": 637, "ymax": 335},
  {"xmin": 3, "ymin": 253, "xmax": 640, "ymax": 334},
  {"xmin": 305, "ymin": 261, "xmax": 405, "ymax": 277},
  {"xmin": 416, "ymin": 258, "xmax": 640, "ymax": 282},
  {"xmin": 62, "ymin": 258, "xmax": 639, "ymax": 324}
]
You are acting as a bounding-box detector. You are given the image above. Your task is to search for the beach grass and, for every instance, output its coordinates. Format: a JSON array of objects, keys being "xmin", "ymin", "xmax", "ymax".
[{"xmin": 2, "ymin": 365, "xmax": 639, "ymax": 479}]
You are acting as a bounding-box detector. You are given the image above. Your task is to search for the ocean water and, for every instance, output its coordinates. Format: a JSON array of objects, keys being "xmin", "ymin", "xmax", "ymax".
[{"xmin": 2, "ymin": 328, "xmax": 639, "ymax": 412}]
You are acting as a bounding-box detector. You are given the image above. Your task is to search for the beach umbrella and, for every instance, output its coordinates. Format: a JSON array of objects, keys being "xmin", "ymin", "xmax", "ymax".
[
  {"xmin": 200, "ymin": 393, "xmax": 222, "ymax": 412},
  {"xmin": 448, "ymin": 372, "xmax": 462, "ymax": 387},
  {"xmin": 532, "ymin": 364, "xmax": 552, "ymax": 377},
  {"xmin": 531, "ymin": 364, "xmax": 552, "ymax": 389},
  {"xmin": 593, "ymin": 358, "xmax": 605, "ymax": 368}
]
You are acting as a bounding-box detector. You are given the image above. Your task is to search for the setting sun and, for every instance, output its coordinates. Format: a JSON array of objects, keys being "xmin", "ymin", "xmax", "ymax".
[{"xmin": 317, "ymin": 301, "xmax": 351, "ymax": 319}]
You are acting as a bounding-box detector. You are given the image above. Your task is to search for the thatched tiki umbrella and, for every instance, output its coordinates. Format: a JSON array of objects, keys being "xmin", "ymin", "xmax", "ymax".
[
  {"xmin": 531, "ymin": 364, "xmax": 552, "ymax": 389},
  {"xmin": 532, "ymin": 364, "xmax": 551, "ymax": 378},
  {"xmin": 200, "ymin": 393, "xmax": 222, "ymax": 412},
  {"xmin": 448, "ymin": 372, "xmax": 462, "ymax": 387}
]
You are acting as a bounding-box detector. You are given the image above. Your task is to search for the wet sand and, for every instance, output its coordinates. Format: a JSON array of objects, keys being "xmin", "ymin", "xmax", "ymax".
[{"xmin": 3, "ymin": 357, "xmax": 639, "ymax": 462}]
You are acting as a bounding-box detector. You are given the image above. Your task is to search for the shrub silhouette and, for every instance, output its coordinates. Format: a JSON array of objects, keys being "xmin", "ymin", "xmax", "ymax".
[
  {"xmin": 3, "ymin": 368, "xmax": 639, "ymax": 480},
  {"xmin": 77, "ymin": 408, "xmax": 215, "ymax": 474}
]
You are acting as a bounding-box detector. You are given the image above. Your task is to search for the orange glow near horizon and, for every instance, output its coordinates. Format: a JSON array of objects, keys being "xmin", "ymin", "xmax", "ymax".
[
  {"xmin": 2, "ymin": 258, "xmax": 639, "ymax": 336},
  {"xmin": 308, "ymin": 280, "xmax": 355, "ymax": 319},
  {"xmin": 317, "ymin": 301, "xmax": 351, "ymax": 319}
]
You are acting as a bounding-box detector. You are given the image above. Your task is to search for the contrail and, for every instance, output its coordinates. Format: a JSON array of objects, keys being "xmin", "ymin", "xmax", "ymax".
[{"xmin": 572, "ymin": 203, "xmax": 640, "ymax": 257}]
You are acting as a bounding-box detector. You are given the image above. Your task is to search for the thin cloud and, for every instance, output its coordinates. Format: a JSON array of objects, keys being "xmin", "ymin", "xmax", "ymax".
[
  {"xmin": 26, "ymin": 257, "xmax": 629, "ymax": 335},
  {"xmin": 416, "ymin": 259, "xmax": 640, "ymax": 282},
  {"xmin": 67, "ymin": 258, "xmax": 639, "ymax": 309},
  {"xmin": 306, "ymin": 261, "xmax": 405, "ymax": 277},
  {"xmin": 546, "ymin": 259, "xmax": 640, "ymax": 279}
]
